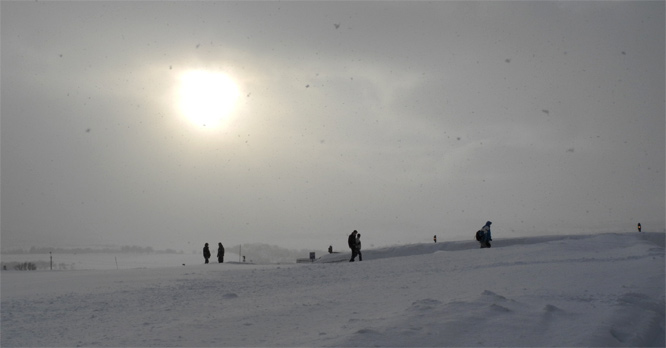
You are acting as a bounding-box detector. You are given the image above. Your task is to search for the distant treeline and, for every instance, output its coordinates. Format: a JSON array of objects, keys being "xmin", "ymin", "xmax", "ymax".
[
  {"xmin": 2, "ymin": 246, "xmax": 184, "ymax": 255},
  {"xmin": 2, "ymin": 261, "xmax": 72, "ymax": 271}
]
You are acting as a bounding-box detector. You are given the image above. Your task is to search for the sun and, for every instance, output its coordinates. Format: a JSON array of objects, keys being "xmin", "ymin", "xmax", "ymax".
[{"xmin": 177, "ymin": 70, "xmax": 240, "ymax": 128}]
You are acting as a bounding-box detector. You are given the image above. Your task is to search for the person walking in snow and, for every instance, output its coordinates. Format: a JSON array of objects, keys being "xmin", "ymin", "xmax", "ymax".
[
  {"xmin": 476, "ymin": 221, "xmax": 492, "ymax": 248},
  {"xmin": 348, "ymin": 230, "xmax": 359, "ymax": 262},
  {"xmin": 217, "ymin": 243, "xmax": 225, "ymax": 263},
  {"xmin": 356, "ymin": 233, "xmax": 363, "ymax": 261},
  {"xmin": 203, "ymin": 243, "xmax": 211, "ymax": 264}
]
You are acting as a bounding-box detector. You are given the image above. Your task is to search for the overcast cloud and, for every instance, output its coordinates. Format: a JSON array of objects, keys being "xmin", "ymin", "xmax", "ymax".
[{"xmin": 2, "ymin": 1, "xmax": 664, "ymax": 252}]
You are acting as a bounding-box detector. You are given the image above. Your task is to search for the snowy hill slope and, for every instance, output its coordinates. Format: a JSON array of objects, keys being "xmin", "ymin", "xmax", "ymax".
[
  {"xmin": 1, "ymin": 232, "xmax": 664, "ymax": 347},
  {"xmin": 317, "ymin": 232, "xmax": 664, "ymax": 262}
]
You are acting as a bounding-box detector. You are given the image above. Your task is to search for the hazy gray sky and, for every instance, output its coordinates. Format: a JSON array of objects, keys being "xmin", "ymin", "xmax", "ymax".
[{"xmin": 2, "ymin": 1, "xmax": 664, "ymax": 252}]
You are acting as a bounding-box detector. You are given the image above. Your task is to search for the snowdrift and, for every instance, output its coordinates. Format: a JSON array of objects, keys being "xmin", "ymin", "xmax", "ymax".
[{"xmin": 2, "ymin": 232, "xmax": 664, "ymax": 347}]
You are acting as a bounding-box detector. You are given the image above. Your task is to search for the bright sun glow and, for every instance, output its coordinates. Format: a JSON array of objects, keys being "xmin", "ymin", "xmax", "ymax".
[{"xmin": 178, "ymin": 70, "xmax": 240, "ymax": 129}]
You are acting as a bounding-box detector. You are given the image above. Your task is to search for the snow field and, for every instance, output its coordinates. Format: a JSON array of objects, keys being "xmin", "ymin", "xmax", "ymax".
[{"xmin": 1, "ymin": 232, "xmax": 664, "ymax": 347}]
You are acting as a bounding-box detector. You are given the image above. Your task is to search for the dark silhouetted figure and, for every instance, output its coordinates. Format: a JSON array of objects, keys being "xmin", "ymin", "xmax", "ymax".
[
  {"xmin": 217, "ymin": 243, "xmax": 225, "ymax": 263},
  {"xmin": 348, "ymin": 230, "xmax": 359, "ymax": 262},
  {"xmin": 477, "ymin": 221, "xmax": 492, "ymax": 248},
  {"xmin": 638, "ymin": 223, "xmax": 642, "ymax": 232},
  {"xmin": 328, "ymin": 245, "xmax": 333, "ymax": 254},
  {"xmin": 434, "ymin": 235, "xmax": 437, "ymax": 243},
  {"xmin": 203, "ymin": 243, "xmax": 211, "ymax": 264}
]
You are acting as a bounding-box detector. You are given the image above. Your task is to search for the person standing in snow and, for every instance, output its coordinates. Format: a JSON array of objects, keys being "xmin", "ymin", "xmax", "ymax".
[
  {"xmin": 217, "ymin": 243, "xmax": 225, "ymax": 263},
  {"xmin": 348, "ymin": 230, "xmax": 359, "ymax": 262},
  {"xmin": 477, "ymin": 221, "xmax": 492, "ymax": 248},
  {"xmin": 637, "ymin": 223, "xmax": 642, "ymax": 232},
  {"xmin": 356, "ymin": 233, "xmax": 363, "ymax": 261},
  {"xmin": 203, "ymin": 243, "xmax": 211, "ymax": 264}
]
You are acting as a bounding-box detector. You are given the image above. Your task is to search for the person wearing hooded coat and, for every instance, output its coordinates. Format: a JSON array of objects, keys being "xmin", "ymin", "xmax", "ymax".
[
  {"xmin": 203, "ymin": 243, "xmax": 211, "ymax": 263},
  {"xmin": 478, "ymin": 221, "xmax": 492, "ymax": 248},
  {"xmin": 217, "ymin": 243, "xmax": 225, "ymax": 263}
]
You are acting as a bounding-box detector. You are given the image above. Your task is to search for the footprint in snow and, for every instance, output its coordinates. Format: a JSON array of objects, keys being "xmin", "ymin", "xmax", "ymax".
[
  {"xmin": 356, "ymin": 328, "xmax": 380, "ymax": 335},
  {"xmin": 541, "ymin": 304, "xmax": 572, "ymax": 322},
  {"xmin": 410, "ymin": 298, "xmax": 442, "ymax": 311},
  {"xmin": 481, "ymin": 290, "xmax": 508, "ymax": 301},
  {"xmin": 489, "ymin": 303, "xmax": 512, "ymax": 313},
  {"xmin": 543, "ymin": 304, "xmax": 564, "ymax": 313}
]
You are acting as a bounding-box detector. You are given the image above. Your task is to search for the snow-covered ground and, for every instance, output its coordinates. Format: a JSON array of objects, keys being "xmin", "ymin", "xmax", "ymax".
[
  {"xmin": 0, "ymin": 251, "xmax": 245, "ymax": 271},
  {"xmin": 1, "ymin": 232, "xmax": 664, "ymax": 347}
]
